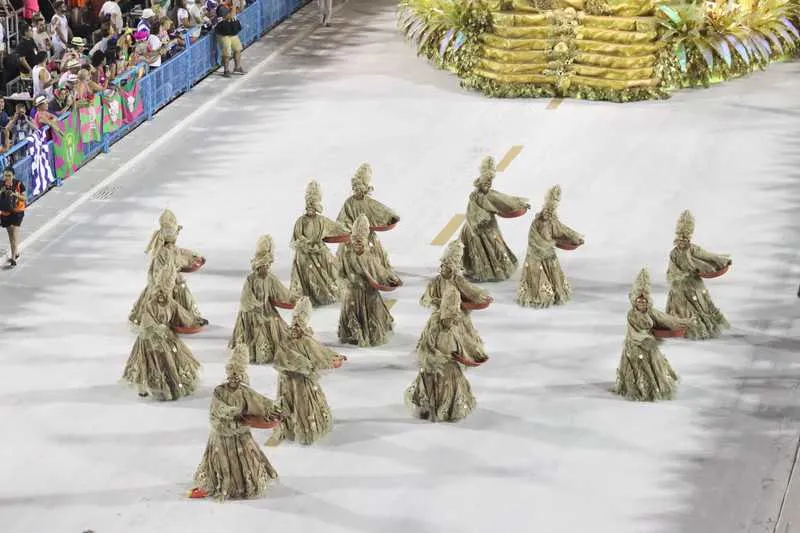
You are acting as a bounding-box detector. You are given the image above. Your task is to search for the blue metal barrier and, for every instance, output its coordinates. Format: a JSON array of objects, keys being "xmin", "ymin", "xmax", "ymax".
[{"xmin": 3, "ymin": 0, "xmax": 309, "ymax": 204}]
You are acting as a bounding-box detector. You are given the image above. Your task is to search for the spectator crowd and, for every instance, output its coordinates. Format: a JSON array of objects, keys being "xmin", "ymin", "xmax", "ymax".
[{"xmin": 0, "ymin": 0, "xmax": 248, "ymax": 154}]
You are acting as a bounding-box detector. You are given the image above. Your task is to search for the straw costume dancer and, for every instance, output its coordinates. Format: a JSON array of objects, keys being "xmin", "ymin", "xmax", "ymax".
[
  {"xmin": 406, "ymin": 283, "xmax": 479, "ymax": 422},
  {"xmin": 336, "ymin": 163, "xmax": 399, "ymax": 271},
  {"xmin": 337, "ymin": 214, "xmax": 402, "ymax": 347},
  {"xmin": 129, "ymin": 222, "xmax": 206, "ymax": 329},
  {"xmin": 122, "ymin": 269, "xmax": 202, "ymax": 400},
  {"xmin": 666, "ymin": 210, "xmax": 732, "ymax": 340},
  {"xmin": 145, "ymin": 209, "xmax": 205, "ymax": 273},
  {"xmin": 189, "ymin": 345, "xmax": 285, "ymax": 500},
  {"xmin": 230, "ymin": 235, "xmax": 297, "ymax": 364},
  {"xmin": 459, "ymin": 156, "xmax": 530, "ymax": 282},
  {"xmin": 268, "ymin": 297, "xmax": 346, "ymax": 446},
  {"xmin": 517, "ymin": 185, "xmax": 584, "ymax": 308},
  {"xmin": 290, "ymin": 181, "xmax": 348, "ymax": 306},
  {"xmin": 419, "ymin": 240, "xmax": 491, "ymax": 364},
  {"xmin": 613, "ymin": 268, "xmax": 690, "ymax": 402}
]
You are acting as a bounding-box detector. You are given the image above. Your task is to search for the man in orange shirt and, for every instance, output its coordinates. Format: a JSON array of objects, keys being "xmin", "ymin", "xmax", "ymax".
[{"xmin": 0, "ymin": 168, "xmax": 26, "ymax": 267}]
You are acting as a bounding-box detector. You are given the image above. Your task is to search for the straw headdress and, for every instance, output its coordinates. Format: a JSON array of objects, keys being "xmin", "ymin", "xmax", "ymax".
[
  {"xmin": 145, "ymin": 209, "xmax": 181, "ymax": 255},
  {"xmin": 225, "ymin": 344, "xmax": 250, "ymax": 383},
  {"xmin": 250, "ymin": 235, "xmax": 274, "ymax": 269},
  {"xmin": 439, "ymin": 283, "xmax": 462, "ymax": 323},
  {"xmin": 473, "ymin": 156, "xmax": 496, "ymax": 188},
  {"xmin": 675, "ymin": 210, "xmax": 694, "ymax": 240},
  {"xmin": 629, "ymin": 268, "xmax": 652, "ymax": 307},
  {"xmin": 351, "ymin": 163, "xmax": 373, "ymax": 194},
  {"xmin": 351, "ymin": 214, "xmax": 370, "ymax": 241},
  {"xmin": 543, "ymin": 185, "xmax": 561, "ymax": 209},
  {"xmin": 440, "ymin": 240, "xmax": 464, "ymax": 270},
  {"xmin": 305, "ymin": 180, "xmax": 323, "ymax": 213},
  {"xmin": 291, "ymin": 296, "xmax": 313, "ymax": 329}
]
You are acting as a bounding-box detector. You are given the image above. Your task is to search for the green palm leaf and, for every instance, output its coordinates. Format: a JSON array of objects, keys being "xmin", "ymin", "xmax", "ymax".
[
  {"xmin": 781, "ymin": 17, "xmax": 800, "ymax": 39},
  {"xmin": 696, "ymin": 40, "xmax": 715, "ymax": 68},
  {"xmin": 658, "ymin": 4, "xmax": 683, "ymax": 27},
  {"xmin": 725, "ymin": 34, "xmax": 750, "ymax": 64},
  {"xmin": 439, "ymin": 28, "xmax": 456, "ymax": 56},
  {"xmin": 771, "ymin": 22, "xmax": 796, "ymax": 46},
  {"xmin": 708, "ymin": 35, "xmax": 733, "ymax": 67},
  {"xmin": 762, "ymin": 29, "xmax": 785, "ymax": 54},
  {"xmin": 675, "ymin": 41, "xmax": 688, "ymax": 72}
]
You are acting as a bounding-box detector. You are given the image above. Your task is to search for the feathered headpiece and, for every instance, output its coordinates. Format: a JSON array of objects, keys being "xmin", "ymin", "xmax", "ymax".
[
  {"xmin": 351, "ymin": 214, "xmax": 370, "ymax": 241},
  {"xmin": 675, "ymin": 210, "xmax": 694, "ymax": 240},
  {"xmin": 225, "ymin": 344, "xmax": 250, "ymax": 383},
  {"xmin": 145, "ymin": 209, "xmax": 181, "ymax": 256},
  {"xmin": 291, "ymin": 296, "xmax": 313, "ymax": 329},
  {"xmin": 351, "ymin": 163, "xmax": 373, "ymax": 195},
  {"xmin": 440, "ymin": 240, "xmax": 464, "ymax": 270},
  {"xmin": 439, "ymin": 283, "xmax": 462, "ymax": 322},
  {"xmin": 543, "ymin": 185, "xmax": 561, "ymax": 209},
  {"xmin": 628, "ymin": 268, "xmax": 652, "ymax": 307},
  {"xmin": 305, "ymin": 180, "xmax": 323, "ymax": 213},
  {"xmin": 250, "ymin": 235, "xmax": 274, "ymax": 270},
  {"xmin": 473, "ymin": 156, "xmax": 496, "ymax": 188}
]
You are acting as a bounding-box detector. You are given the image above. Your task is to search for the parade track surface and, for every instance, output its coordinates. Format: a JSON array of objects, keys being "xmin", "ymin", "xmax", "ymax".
[{"xmin": 1, "ymin": 1, "xmax": 800, "ymax": 532}]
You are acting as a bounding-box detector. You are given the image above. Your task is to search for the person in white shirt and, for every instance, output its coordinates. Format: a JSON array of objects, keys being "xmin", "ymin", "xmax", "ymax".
[
  {"xmin": 32, "ymin": 53, "xmax": 55, "ymax": 100},
  {"xmin": 100, "ymin": 0, "xmax": 124, "ymax": 34},
  {"xmin": 145, "ymin": 20, "xmax": 163, "ymax": 69},
  {"xmin": 181, "ymin": 0, "xmax": 205, "ymax": 41},
  {"xmin": 50, "ymin": 1, "xmax": 71, "ymax": 58},
  {"xmin": 32, "ymin": 15, "xmax": 51, "ymax": 57}
]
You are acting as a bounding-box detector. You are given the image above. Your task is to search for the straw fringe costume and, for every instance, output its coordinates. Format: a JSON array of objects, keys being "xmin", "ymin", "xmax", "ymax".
[
  {"xmin": 406, "ymin": 283, "xmax": 477, "ymax": 422},
  {"xmin": 666, "ymin": 211, "xmax": 731, "ymax": 340},
  {"xmin": 338, "ymin": 214, "xmax": 401, "ymax": 347},
  {"xmin": 145, "ymin": 209, "xmax": 205, "ymax": 273},
  {"xmin": 614, "ymin": 269, "xmax": 689, "ymax": 402},
  {"xmin": 122, "ymin": 270, "xmax": 202, "ymax": 400},
  {"xmin": 192, "ymin": 346, "xmax": 284, "ymax": 500},
  {"xmin": 459, "ymin": 157, "xmax": 530, "ymax": 282},
  {"xmin": 419, "ymin": 241, "xmax": 490, "ymax": 364},
  {"xmin": 271, "ymin": 297, "xmax": 345, "ymax": 446},
  {"xmin": 230, "ymin": 236, "xmax": 296, "ymax": 365},
  {"xmin": 290, "ymin": 181, "xmax": 347, "ymax": 307},
  {"xmin": 336, "ymin": 163, "xmax": 399, "ymax": 271},
  {"xmin": 517, "ymin": 185, "xmax": 584, "ymax": 308},
  {"xmin": 129, "ymin": 223, "xmax": 205, "ymax": 327}
]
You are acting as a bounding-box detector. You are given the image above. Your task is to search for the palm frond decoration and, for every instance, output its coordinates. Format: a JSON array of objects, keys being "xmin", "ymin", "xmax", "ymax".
[
  {"xmin": 656, "ymin": 0, "xmax": 800, "ymax": 87},
  {"xmin": 397, "ymin": 0, "xmax": 492, "ymax": 74}
]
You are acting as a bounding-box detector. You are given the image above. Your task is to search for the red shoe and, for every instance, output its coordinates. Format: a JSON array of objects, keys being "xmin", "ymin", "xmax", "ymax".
[{"xmin": 188, "ymin": 488, "xmax": 208, "ymax": 499}]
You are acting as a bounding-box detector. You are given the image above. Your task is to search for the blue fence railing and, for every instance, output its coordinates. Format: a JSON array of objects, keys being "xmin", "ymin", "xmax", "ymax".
[{"xmin": 4, "ymin": 0, "xmax": 309, "ymax": 205}]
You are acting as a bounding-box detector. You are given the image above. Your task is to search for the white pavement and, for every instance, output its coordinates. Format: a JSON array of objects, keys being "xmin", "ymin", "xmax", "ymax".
[{"xmin": 1, "ymin": 1, "xmax": 800, "ymax": 532}]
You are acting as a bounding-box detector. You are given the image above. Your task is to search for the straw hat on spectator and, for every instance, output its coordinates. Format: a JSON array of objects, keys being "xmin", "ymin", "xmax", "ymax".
[
  {"xmin": 70, "ymin": 37, "xmax": 87, "ymax": 49},
  {"xmin": 141, "ymin": 8, "xmax": 155, "ymax": 19},
  {"xmin": 59, "ymin": 73, "xmax": 78, "ymax": 89},
  {"xmin": 33, "ymin": 95, "xmax": 47, "ymax": 108},
  {"xmin": 63, "ymin": 58, "xmax": 81, "ymax": 71}
]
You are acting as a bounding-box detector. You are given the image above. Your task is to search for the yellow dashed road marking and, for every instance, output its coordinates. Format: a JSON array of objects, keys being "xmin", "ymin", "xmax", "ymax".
[
  {"xmin": 496, "ymin": 145, "xmax": 524, "ymax": 171},
  {"xmin": 431, "ymin": 214, "xmax": 466, "ymax": 246}
]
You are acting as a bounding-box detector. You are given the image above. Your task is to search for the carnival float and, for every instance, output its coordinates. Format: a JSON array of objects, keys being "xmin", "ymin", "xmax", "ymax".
[{"xmin": 397, "ymin": 0, "xmax": 800, "ymax": 101}]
